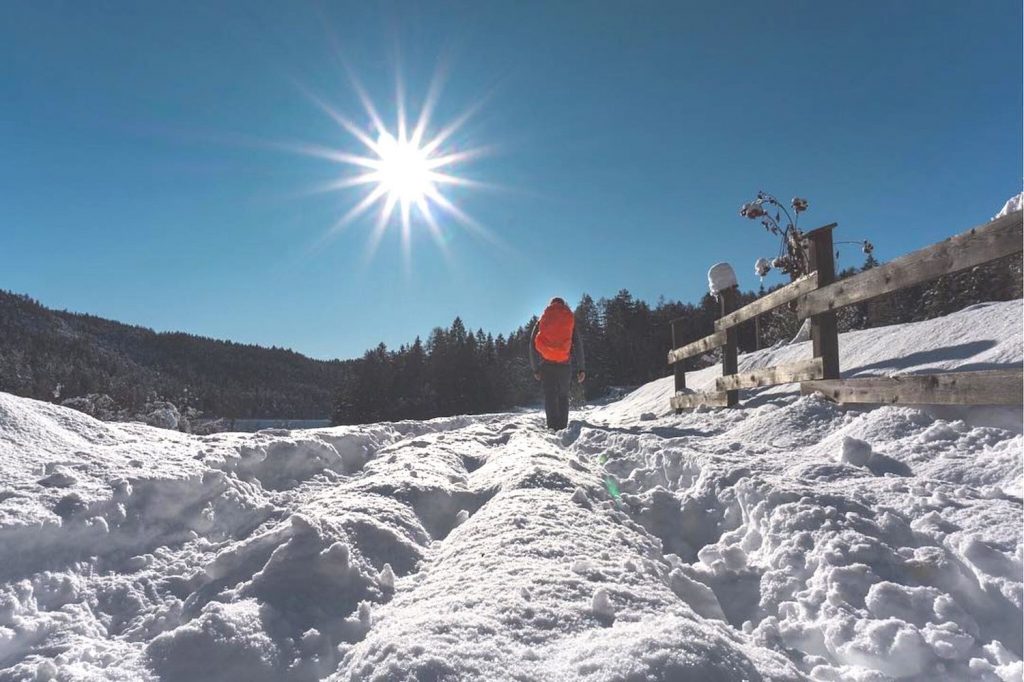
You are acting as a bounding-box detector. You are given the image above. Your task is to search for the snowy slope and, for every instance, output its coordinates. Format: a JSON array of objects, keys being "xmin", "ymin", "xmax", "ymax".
[
  {"xmin": 594, "ymin": 300, "xmax": 1022, "ymax": 432},
  {"xmin": 995, "ymin": 193, "xmax": 1023, "ymax": 219},
  {"xmin": 0, "ymin": 301, "xmax": 1021, "ymax": 681}
]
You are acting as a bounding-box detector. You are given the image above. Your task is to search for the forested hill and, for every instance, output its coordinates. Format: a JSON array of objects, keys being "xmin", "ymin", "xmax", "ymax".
[
  {"xmin": 1, "ymin": 250, "xmax": 1019, "ymax": 424},
  {"xmin": 0, "ymin": 290, "xmax": 352, "ymax": 419}
]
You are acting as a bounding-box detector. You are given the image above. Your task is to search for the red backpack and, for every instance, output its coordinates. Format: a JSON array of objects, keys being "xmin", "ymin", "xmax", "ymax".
[{"xmin": 535, "ymin": 300, "xmax": 575, "ymax": 363}]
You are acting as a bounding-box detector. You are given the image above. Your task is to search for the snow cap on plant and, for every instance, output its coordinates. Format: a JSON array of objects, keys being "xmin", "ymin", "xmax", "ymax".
[
  {"xmin": 740, "ymin": 202, "xmax": 766, "ymax": 219},
  {"xmin": 741, "ymin": 190, "xmax": 815, "ymax": 279},
  {"xmin": 755, "ymin": 258, "xmax": 772, "ymax": 278}
]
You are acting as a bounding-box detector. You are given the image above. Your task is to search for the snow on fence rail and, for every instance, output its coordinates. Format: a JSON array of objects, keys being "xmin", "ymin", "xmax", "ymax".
[{"xmin": 668, "ymin": 210, "xmax": 1024, "ymax": 411}]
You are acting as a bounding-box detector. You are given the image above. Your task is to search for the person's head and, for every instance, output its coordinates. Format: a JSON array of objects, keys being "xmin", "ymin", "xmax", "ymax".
[{"xmin": 549, "ymin": 297, "xmax": 566, "ymax": 308}]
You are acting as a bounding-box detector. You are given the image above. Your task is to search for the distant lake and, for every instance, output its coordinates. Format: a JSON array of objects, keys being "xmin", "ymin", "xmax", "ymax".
[{"xmin": 230, "ymin": 419, "xmax": 331, "ymax": 432}]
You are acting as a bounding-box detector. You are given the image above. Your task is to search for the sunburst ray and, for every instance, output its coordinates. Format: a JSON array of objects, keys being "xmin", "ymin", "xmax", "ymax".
[{"xmin": 285, "ymin": 66, "xmax": 498, "ymax": 262}]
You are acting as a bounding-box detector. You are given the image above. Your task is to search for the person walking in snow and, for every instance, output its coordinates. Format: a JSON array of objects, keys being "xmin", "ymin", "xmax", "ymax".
[{"xmin": 530, "ymin": 297, "xmax": 585, "ymax": 430}]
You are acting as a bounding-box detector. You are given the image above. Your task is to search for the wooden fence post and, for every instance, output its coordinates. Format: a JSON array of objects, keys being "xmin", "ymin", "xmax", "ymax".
[
  {"xmin": 670, "ymin": 319, "xmax": 686, "ymax": 413},
  {"xmin": 720, "ymin": 287, "xmax": 740, "ymax": 406},
  {"xmin": 804, "ymin": 225, "xmax": 841, "ymax": 380}
]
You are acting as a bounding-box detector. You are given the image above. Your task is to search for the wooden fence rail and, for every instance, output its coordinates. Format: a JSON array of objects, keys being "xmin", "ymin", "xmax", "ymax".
[
  {"xmin": 670, "ymin": 391, "xmax": 729, "ymax": 411},
  {"xmin": 797, "ymin": 212, "xmax": 1022, "ymax": 319},
  {"xmin": 715, "ymin": 271, "xmax": 819, "ymax": 331},
  {"xmin": 667, "ymin": 210, "xmax": 1023, "ymax": 411},
  {"xmin": 802, "ymin": 369, "xmax": 1024, "ymax": 406},
  {"xmin": 666, "ymin": 330, "xmax": 726, "ymax": 365},
  {"xmin": 717, "ymin": 358, "xmax": 823, "ymax": 392}
]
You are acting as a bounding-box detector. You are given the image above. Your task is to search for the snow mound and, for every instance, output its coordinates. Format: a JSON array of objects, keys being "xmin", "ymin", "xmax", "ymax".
[
  {"xmin": 995, "ymin": 192, "xmax": 1023, "ymax": 219},
  {"xmin": 708, "ymin": 262, "xmax": 739, "ymax": 295},
  {"xmin": 1, "ymin": 300, "xmax": 1021, "ymax": 680}
]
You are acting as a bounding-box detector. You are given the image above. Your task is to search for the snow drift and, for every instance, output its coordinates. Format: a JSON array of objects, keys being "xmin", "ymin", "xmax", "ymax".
[
  {"xmin": 996, "ymin": 193, "xmax": 1023, "ymax": 219},
  {"xmin": 0, "ymin": 300, "xmax": 1021, "ymax": 681}
]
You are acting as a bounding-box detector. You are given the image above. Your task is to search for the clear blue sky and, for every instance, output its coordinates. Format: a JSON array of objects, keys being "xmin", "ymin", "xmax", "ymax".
[{"xmin": 2, "ymin": 1, "xmax": 1021, "ymax": 360}]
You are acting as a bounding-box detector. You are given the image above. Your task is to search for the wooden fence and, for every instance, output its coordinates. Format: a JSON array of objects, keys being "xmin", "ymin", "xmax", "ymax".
[{"xmin": 668, "ymin": 210, "xmax": 1024, "ymax": 411}]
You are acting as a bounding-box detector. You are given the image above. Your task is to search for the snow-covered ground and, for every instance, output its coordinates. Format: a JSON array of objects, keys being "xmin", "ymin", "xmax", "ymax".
[
  {"xmin": 1, "ymin": 300, "xmax": 1021, "ymax": 681},
  {"xmin": 996, "ymin": 192, "xmax": 1023, "ymax": 219}
]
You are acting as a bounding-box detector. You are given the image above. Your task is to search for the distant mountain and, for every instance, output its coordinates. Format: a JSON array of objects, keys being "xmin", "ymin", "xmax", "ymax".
[{"xmin": 0, "ymin": 291, "xmax": 352, "ymax": 419}]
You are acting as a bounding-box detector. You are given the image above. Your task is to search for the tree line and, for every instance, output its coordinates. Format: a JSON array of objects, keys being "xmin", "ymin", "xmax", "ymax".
[
  {"xmin": 331, "ymin": 252, "xmax": 1022, "ymax": 424},
  {"xmin": 0, "ymin": 250, "xmax": 1018, "ymax": 425}
]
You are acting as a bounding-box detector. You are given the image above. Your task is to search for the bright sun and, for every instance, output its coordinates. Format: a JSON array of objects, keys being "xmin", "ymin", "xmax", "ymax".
[
  {"xmin": 375, "ymin": 131, "xmax": 431, "ymax": 205},
  {"xmin": 289, "ymin": 71, "xmax": 490, "ymax": 260}
]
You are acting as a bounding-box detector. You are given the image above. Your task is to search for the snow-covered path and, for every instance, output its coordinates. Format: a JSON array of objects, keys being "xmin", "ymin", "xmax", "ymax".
[{"xmin": 1, "ymin": 301, "xmax": 1021, "ymax": 681}]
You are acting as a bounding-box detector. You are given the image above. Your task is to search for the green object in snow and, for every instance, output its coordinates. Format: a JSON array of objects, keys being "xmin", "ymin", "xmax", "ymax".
[{"xmin": 603, "ymin": 475, "xmax": 620, "ymax": 500}]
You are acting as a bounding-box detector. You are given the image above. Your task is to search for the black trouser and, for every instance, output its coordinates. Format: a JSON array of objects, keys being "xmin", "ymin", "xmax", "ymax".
[{"xmin": 540, "ymin": 362, "xmax": 572, "ymax": 430}]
